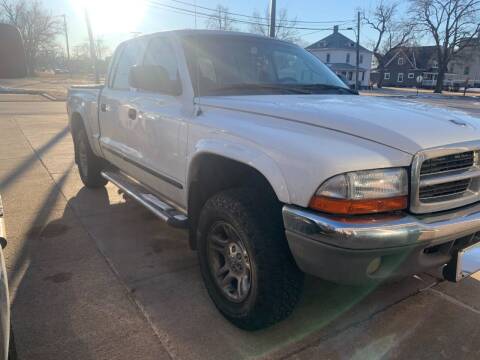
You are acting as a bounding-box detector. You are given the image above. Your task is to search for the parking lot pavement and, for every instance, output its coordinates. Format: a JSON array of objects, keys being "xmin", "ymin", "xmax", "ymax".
[{"xmin": 1, "ymin": 94, "xmax": 480, "ymax": 359}]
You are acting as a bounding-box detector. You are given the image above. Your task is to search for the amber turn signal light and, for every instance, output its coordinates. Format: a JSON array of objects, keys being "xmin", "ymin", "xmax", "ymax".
[{"xmin": 309, "ymin": 196, "xmax": 408, "ymax": 215}]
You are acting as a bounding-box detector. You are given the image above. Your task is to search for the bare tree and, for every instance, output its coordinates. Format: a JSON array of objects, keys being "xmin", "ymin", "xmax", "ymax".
[
  {"xmin": 95, "ymin": 38, "xmax": 110, "ymax": 61},
  {"xmin": 363, "ymin": 1, "xmax": 414, "ymax": 88},
  {"xmin": 205, "ymin": 4, "xmax": 236, "ymax": 31},
  {"xmin": 250, "ymin": 7, "xmax": 300, "ymax": 44},
  {"xmin": 0, "ymin": 0, "xmax": 61, "ymax": 75},
  {"xmin": 409, "ymin": 0, "xmax": 480, "ymax": 93}
]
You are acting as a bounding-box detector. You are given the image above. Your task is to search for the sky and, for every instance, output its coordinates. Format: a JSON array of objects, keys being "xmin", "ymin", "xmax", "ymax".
[{"xmin": 43, "ymin": 0, "xmax": 410, "ymax": 56}]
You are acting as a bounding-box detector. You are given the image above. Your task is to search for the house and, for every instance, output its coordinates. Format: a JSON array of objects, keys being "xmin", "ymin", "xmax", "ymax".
[
  {"xmin": 0, "ymin": 23, "xmax": 27, "ymax": 78},
  {"xmin": 306, "ymin": 25, "xmax": 373, "ymax": 88},
  {"xmin": 373, "ymin": 46, "xmax": 439, "ymax": 88},
  {"xmin": 373, "ymin": 36, "xmax": 480, "ymax": 89},
  {"xmin": 448, "ymin": 34, "xmax": 480, "ymax": 88}
]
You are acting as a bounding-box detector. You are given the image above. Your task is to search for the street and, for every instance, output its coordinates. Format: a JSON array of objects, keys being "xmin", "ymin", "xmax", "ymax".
[{"xmin": 1, "ymin": 94, "xmax": 480, "ymax": 359}]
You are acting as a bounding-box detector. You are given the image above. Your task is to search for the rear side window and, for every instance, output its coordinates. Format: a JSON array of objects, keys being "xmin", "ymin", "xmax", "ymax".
[
  {"xmin": 112, "ymin": 41, "xmax": 144, "ymax": 90},
  {"xmin": 143, "ymin": 37, "xmax": 179, "ymax": 82}
]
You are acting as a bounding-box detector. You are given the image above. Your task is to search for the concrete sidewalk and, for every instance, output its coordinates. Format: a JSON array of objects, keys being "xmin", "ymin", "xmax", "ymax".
[{"xmin": 0, "ymin": 95, "xmax": 479, "ymax": 359}]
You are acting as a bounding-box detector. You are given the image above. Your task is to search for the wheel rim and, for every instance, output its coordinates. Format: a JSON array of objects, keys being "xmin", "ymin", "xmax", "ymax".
[
  {"xmin": 207, "ymin": 222, "xmax": 252, "ymax": 303},
  {"xmin": 77, "ymin": 137, "xmax": 88, "ymax": 177}
]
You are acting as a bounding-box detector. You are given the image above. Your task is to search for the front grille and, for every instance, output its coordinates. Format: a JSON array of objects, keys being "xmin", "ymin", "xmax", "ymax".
[
  {"xmin": 411, "ymin": 146, "xmax": 480, "ymax": 214},
  {"xmin": 419, "ymin": 179, "xmax": 471, "ymax": 200},
  {"xmin": 421, "ymin": 151, "xmax": 474, "ymax": 175}
]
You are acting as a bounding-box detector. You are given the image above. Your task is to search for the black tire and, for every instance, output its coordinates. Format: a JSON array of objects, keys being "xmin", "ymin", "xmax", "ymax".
[
  {"xmin": 197, "ymin": 188, "xmax": 304, "ymax": 330},
  {"xmin": 73, "ymin": 127, "xmax": 107, "ymax": 188}
]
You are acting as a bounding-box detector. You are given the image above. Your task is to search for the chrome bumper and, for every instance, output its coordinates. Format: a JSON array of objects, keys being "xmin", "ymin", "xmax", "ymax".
[
  {"xmin": 283, "ymin": 202, "xmax": 480, "ymax": 250},
  {"xmin": 282, "ymin": 203, "xmax": 480, "ymax": 284}
]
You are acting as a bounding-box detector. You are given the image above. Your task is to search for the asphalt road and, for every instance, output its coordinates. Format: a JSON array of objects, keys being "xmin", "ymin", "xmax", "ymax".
[{"xmin": 1, "ymin": 94, "xmax": 480, "ymax": 360}]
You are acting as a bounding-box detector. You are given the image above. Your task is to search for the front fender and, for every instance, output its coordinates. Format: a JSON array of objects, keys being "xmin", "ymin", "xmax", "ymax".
[{"xmin": 188, "ymin": 139, "xmax": 290, "ymax": 204}]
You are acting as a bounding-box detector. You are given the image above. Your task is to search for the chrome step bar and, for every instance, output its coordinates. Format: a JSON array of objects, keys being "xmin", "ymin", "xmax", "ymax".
[{"xmin": 101, "ymin": 170, "xmax": 188, "ymax": 229}]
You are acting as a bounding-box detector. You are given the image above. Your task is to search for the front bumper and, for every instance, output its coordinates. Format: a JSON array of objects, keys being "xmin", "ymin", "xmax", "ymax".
[{"xmin": 283, "ymin": 202, "xmax": 480, "ymax": 285}]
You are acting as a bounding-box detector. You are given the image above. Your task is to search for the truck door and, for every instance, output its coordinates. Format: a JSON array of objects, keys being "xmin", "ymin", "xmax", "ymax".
[
  {"xmin": 98, "ymin": 40, "xmax": 146, "ymax": 169},
  {"xmin": 124, "ymin": 36, "xmax": 187, "ymax": 203}
]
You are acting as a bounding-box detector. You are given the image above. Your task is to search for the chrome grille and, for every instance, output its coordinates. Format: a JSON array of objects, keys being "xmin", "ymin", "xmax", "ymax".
[
  {"xmin": 411, "ymin": 143, "xmax": 480, "ymax": 214},
  {"xmin": 419, "ymin": 179, "xmax": 471, "ymax": 200},
  {"xmin": 421, "ymin": 151, "xmax": 474, "ymax": 175}
]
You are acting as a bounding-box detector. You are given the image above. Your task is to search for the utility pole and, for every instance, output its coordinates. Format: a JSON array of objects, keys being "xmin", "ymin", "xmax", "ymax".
[
  {"xmin": 355, "ymin": 11, "xmax": 361, "ymax": 91},
  {"xmin": 62, "ymin": 14, "xmax": 71, "ymax": 74},
  {"xmin": 84, "ymin": 9, "xmax": 99, "ymax": 83},
  {"xmin": 269, "ymin": 0, "xmax": 276, "ymax": 38}
]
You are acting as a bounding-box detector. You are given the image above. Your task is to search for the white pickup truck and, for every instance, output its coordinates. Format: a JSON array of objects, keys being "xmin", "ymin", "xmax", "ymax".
[{"xmin": 68, "ymin": 30, "xmax": 480, "ymax": 330}]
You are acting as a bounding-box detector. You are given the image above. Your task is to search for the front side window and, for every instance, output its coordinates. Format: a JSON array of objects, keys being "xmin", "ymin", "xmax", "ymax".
[
  {"xmin": 408, "ymin": 72, "xmax": 415, "ymax": 79},
  {"xmin": 182, "ymin": 34, "xmax": 350, "ymax": 96},
  {"xmin": 143, "ymin": 37, "xmax": 179, "ymax": 83},
  {"xmin": 359, "ymin": 55, "xmax": 363, "ymax": 64},
  {"xmin": 326, "ymin": 53, "xmax": 331, "ymax": 63},
  {"xmin": 384, "ymin": 72, "xmax": 390, "ymax": 80},
  {"xmin": 398, "ymin": 57, "xmax": 404, "ymax": 65},
  {"xmin": 112, "ymin": 41, "xmax": 144, "ymax": 90},
  {"xmin": 398, "ymin": 73, "xmax": 404, "ymax": 82},
  {"xmin": 346, "ymin": 53, "xmax": 351, "ymax": 63}
]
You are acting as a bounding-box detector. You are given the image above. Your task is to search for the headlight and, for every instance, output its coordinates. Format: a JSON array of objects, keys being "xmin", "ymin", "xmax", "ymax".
[{"xmin": 310, "ymin": 168, "xmax": 408, "ymax": 215}]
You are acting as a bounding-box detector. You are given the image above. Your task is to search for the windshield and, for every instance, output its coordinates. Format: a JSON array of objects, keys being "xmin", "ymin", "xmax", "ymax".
[{"xmin": 181, "ymin": 34, "xmax": 353, "ymax": 96}]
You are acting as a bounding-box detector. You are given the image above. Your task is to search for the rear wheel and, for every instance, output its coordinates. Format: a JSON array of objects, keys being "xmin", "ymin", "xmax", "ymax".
[
  {"xmin": 197, "ymin": 188, "xmax": 304, "ymax": 330},
  {"xmin": 74, "ymin": 127, "xmax": 107, "ymax": 188}
]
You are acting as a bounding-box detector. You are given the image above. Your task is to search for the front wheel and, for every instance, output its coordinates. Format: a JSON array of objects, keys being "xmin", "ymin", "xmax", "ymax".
[
  {"xmin": 73, "ymin": 127, "xmax": 107, "ymax": 188},
  {"xmin": 197, "ymin": 188, "xmax": 304, "ymax": 330}
]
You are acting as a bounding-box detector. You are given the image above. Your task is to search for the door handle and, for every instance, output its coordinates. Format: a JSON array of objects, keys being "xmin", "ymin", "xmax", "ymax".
[
  {"xmin": 100, "ymin": 103, "xmax": 107, "ymax": 112},
  {"xmin": 128, "ymin": 108, "xmax": 137, "ymax": 120}
]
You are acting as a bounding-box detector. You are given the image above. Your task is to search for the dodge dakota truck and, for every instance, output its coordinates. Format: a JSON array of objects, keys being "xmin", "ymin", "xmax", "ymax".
[{"xmin": 67, "ymin": 30, "xmax": 480, "ymax": 330}]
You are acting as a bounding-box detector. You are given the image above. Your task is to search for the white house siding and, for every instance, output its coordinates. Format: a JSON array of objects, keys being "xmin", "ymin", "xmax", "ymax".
[{"xmin": 309, "ymin": 49, "xmax": 373, "ymax": 87}]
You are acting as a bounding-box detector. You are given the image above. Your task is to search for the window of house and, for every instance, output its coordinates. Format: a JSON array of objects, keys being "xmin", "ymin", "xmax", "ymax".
[
  {"xmin": 361, "ymin": 72, "xmax": 365, "ymax": 81},
  {"xmin": 464, "ymin": 66, "xmax": 470, "ymax": 75},
  {"xmin": 398, "ymin": 73, "xmax": 404, "ymax": 82},
  {"xmin": 359, "ymin": 55, "xmax": 363, "ymax": 64},
  {"xmin": 408, "ymin": 72, "xmax": 415, "ymax": 79},
  {"xmin": 326, "ymin": 53, "xmax": 330, "ymax": 63},
  {"xmin": 346, "ymin": 53, "xmax": 350, "ymax": 63},
  {"xmin": 398, "ymin": 57, "xmax": 404, "ymax": 65},
  {"xmin": 384, "ymin": 72, "xmax": 390, "ymax": 80},
  {"xmin": 348, "ymin": 71, "xmax": 353, "ymax": 80},
  {"xmin": 432, "ymin": 61, "xmax": 438, "ymax": 69}
]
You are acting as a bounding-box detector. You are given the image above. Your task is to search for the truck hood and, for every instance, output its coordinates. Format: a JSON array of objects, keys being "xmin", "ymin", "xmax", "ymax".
[{"xmin": 198, "ymin": 95, "xmax": 480, "ymax": 154}]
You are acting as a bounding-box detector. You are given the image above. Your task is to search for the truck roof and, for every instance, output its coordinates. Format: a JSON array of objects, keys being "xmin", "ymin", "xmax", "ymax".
[{"xmin": 120, "ymin": 29, "xmax": 293, "ymax": 46}]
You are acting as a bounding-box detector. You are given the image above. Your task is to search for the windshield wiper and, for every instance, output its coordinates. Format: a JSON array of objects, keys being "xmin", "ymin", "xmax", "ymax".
[{"xmin": 210, "ymin": 83, "xmax": 313, "ymax": 95}]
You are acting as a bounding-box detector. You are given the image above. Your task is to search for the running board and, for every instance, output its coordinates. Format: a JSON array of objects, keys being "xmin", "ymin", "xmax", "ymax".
[{"xmin": 101, "ymin": 170, "xmax": 188, "ymax": 229}]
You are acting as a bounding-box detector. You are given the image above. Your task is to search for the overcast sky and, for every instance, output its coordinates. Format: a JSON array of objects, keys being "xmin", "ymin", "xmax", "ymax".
[{"xmin": 43, "ymin": 0, "xmax": 411, "ymax": 55}]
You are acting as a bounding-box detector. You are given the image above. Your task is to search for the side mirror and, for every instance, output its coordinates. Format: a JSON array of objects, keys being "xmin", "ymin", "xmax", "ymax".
[{"xmin": 129, "ymin": 65, "xmax": 182, "ymax": 96}]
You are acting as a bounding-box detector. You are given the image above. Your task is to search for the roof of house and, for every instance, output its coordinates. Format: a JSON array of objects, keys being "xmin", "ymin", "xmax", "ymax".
[
  {"xmin": 306, "ymin": 26, "xmax": 371, "ymax": 53},
  {"xmin": 384, "ymin": 46, "xmax": 438, "ymax": 70}
]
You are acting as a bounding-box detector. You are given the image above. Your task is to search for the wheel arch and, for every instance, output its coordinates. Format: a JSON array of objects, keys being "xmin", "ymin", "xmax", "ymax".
[{"xmin": 186, "ymin": 144, "xmax": 290, "ymax": 250}]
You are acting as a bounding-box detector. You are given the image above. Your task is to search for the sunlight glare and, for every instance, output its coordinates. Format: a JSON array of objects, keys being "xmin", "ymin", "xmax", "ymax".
[{"xmin": 71, "ymin": 0, "xmax": 147, "ymax": 35}]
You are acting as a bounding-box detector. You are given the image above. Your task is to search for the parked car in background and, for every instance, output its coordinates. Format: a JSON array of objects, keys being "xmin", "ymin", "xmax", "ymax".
[
  {"xmin": 0, "ymin": 196, "xmax": 15, "ymax": 359},
  {"xmin": 68, "ymin": 30, "xmax": 480, "ymax": 330}
]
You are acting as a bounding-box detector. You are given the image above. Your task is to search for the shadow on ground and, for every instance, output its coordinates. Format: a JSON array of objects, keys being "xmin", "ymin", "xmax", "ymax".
[{"xmin": 13, "ymin": 182, "xmax": 446, "ymax": 360}]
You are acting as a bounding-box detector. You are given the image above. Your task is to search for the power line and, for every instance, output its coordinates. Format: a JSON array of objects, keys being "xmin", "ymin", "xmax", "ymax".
[
  {"xmin": 147, "ymin": 1, "xmax": 354, "ymax": 31},
  {"xmin": 165, "ymin": 0, "xmax": 353, "ymax": 24}
]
